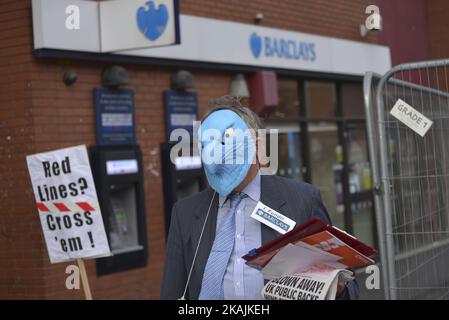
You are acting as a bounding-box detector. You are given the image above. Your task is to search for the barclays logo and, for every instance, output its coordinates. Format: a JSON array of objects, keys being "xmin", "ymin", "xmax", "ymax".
[
  {"xmin": 250, "ymin": 32, "xmax": 263, "ymax": 58},
  {"xmin": 137, "ymin": 1, "xmax": 169, "ymax": 41},
  {"xmin": 249, "ymin": 32, "xmax": 316, "ymax": 62}
]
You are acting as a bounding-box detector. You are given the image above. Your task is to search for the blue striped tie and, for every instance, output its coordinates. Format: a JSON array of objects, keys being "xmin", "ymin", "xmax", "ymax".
[{"xmin": 199, "ymin": 192, "xmax": 247, "ymax": 300}]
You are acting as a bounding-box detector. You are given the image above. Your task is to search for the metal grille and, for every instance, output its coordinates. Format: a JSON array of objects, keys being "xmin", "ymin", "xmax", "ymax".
[{"xmin": 365, "ymin": 59, "xmax": 449, "ymax": 300}]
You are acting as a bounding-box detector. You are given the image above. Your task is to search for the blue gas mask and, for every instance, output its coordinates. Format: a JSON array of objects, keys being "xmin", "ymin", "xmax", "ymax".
[{"xmin": 198, "ymin": 109, "xmax": 257, "ymax": 198}]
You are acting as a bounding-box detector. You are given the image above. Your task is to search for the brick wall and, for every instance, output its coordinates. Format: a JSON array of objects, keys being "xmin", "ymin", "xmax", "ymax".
[
  {"xmin": 182, "ymin": 0, "xmax": 376, "ymax": 42},
  {"xmin": 1, "ymin": 0, "xmax": 378, "ymax": 299},
  {"xmin": 29, "ymin": 59, "xmax": 231, "ymax": 299},
  {"xmin": 427, "ymin": 0, "xmax": 449, "ymax": 59},
  {"xmin": 0, "ymin": 0, "xmax": 45, "ymax": 299},
  {"xmin": 377, "ymin": 0, "xmax": 431, "ymax": 65}
]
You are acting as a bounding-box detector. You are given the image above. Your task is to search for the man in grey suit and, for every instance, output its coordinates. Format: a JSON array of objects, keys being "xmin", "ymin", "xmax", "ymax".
[{"xmin": 161, "ymin": 97, "xmax": 359, "ymax": 300}]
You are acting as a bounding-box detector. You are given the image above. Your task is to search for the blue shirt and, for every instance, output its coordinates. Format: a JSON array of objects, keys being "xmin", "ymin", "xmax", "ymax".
[{"xmin": 216, "ymin": 171, "xmax": 265, "ymax": 300}]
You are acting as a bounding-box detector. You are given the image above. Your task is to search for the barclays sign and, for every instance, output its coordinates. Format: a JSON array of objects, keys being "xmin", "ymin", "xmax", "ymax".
[
  {"xmin": 32, "ymin": 1, "xmax": 391, "ymax": 76},
  {"xmin": 32, "ymin": 0, "xmax": 180, "ymax": 53},
  {"xmin": 249, "ymin": 32, "xmax": 316, "ymax": 62},
  {"xmin": 100, "ymin": 0, "xmax": 180, "ymax": 52}
]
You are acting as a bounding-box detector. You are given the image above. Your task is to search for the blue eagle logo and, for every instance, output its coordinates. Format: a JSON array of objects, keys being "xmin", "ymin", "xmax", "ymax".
[
  {"xmin": 137, "ymin": 1, "xmax": 169, "ymax": 41},
  {"xmin": 249, "ymin": 32, "xmax": 262, "ymax": 58}
]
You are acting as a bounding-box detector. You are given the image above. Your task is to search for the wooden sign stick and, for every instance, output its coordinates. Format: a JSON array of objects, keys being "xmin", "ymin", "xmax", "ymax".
[{"xmin": 77, "ymin": 259, "xmax": 93, "ymax": 300}]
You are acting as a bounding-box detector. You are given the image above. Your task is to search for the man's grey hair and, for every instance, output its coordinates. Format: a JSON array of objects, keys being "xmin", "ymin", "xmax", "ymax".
[{"xmin": 203, "ymin": 95, "xmax": 265, "ymax": 131}]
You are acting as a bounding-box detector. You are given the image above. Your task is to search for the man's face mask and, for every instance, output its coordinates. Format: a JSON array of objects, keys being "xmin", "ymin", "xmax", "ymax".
[{"xmin": 198, "ymin": 109, "xmax": 256, "ymax": 198}]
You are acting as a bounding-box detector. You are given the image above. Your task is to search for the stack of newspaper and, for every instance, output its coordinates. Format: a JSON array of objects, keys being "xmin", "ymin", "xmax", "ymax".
[{"xmin": 242, "ymin": 218, "xmax": 376, "ymax": 300}]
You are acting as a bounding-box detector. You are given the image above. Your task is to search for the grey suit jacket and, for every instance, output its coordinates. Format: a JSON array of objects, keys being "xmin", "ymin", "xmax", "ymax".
[{"xmin": 160, "ymin": 174, "xmax": 359, "ymax": 300}]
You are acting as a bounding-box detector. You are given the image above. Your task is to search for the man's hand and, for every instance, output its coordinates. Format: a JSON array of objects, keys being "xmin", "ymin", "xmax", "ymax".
[
  {"xmin": 310, "ymin": 263, "xmax": 349, "ymax": 299},
  {"xmin": 336, "ymin": 281, "xmax": 348, "ymax": 299}
]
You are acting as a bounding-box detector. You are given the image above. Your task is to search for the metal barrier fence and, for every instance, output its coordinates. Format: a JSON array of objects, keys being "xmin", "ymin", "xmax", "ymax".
[{"xmin": 364, "ymin": 59, "xmax": 449, "ymax": 300}]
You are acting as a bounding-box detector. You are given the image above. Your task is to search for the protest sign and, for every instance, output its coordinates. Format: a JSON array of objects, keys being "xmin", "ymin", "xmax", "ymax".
[{"xmin": 26, "ymin": 145, "xmax": 111, "ymax": 264}]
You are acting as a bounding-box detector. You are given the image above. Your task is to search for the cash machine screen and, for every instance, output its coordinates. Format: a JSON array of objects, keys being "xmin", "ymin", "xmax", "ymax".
[
  {"xmin": 106, "ymin": 159, "xmax": 138, "ymax": 175},
  {"xmin": 174, "ymin": 155, "xmax": 201, "ymax": 170}
]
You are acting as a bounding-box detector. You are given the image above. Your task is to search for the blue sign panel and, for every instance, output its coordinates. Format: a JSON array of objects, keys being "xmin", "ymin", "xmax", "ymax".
[
  {"xmin": 164, "ymin": 90, "xmax": 198, "ymax": 140},
  {"xmin": 94, "ymin": 88, "xmax": 136, "ymax": 145}
]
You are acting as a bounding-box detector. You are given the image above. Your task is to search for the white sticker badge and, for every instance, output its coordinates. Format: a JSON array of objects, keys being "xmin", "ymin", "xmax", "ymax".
[
  {"xmin": 390, "ymin": 98, "xmax": 433, "ymax": 137},
  {"xmin": 250, "ymin": 202, "xmax": 296, "ymax": 234}
]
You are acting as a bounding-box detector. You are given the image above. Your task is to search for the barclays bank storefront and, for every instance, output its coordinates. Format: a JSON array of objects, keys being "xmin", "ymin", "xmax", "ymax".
[{"xmin": 4, "ymin": 0, "xmax": 391, "ymax": 299}]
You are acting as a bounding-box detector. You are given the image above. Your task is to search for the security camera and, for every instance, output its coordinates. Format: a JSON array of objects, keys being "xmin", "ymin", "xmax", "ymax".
[
  {"xmin": 255, "ymin": 12, "xmax": 264, "ymax": 24},
  {"xmin": 63, "ymin": 71, "xmax": 77, "ymax": 86},
  {"xmin": 360, "ymin": 24, "xmax": 368, "ymax": 38}
]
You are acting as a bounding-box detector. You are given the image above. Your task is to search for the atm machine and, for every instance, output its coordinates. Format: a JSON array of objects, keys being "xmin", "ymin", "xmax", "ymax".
[
  {"xmin": 90, "ymin": 145, "xmax": 148, "ymax": 275},
  {"xmin": 160, "ymin": 142, "xmax": 206, "ymax": 238}
]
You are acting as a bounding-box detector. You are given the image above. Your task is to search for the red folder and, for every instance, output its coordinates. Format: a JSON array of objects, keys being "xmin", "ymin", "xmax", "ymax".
[{"xmin": 242, "ymin": 217, "xmax": 376, "ymax": 268}]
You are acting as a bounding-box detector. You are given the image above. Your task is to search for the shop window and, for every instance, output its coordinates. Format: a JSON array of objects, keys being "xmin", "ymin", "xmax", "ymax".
[
  {"xmin": 308, "ymin": 122, "xmax": 345, "ymax": 230},
  {"xmin": 265, "ymin": 122, "xmax": 303, "ymax": 181},
  {"xmin": 305, "ymin": 81, "xmax": 336, "ymax": 118},
  {"xmin": 269, "ymin": 79, "xmax": 300, "ymax": 119},
  {"xmin": 346, "ymin": 126, "xmax": 375, "ymax": 246},
  {"xmin": 342, "ymin": 83, "xmax": 365, "ymax": 118}
]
